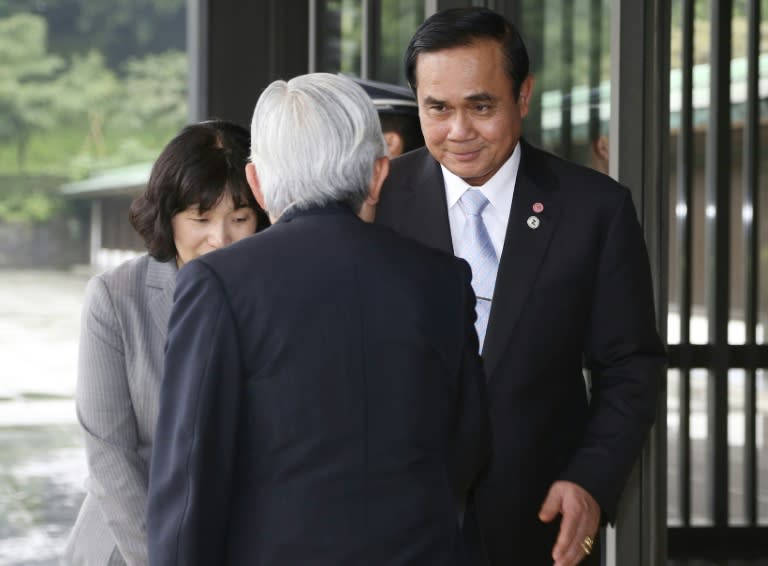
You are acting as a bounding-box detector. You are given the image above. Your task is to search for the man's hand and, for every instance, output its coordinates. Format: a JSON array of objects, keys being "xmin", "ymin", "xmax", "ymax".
[{"xmin": 538, "ymin": 480, "xmax": 601, "ymax": 566}]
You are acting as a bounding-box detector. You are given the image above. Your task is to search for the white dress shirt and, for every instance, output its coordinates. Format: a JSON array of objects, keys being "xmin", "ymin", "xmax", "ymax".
[{"xmin": 442, "ymin": 143, "xmax": 521, "ymax": 259}]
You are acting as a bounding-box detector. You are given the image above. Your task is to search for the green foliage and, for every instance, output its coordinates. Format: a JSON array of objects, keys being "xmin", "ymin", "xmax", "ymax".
[
  {"xmin": 0, "ymin": 175, "xmax": 67, "ymax": 223},
  {"xmin": 113, "ymin": 50, "xmax": 187, "ymax": 132},
  {"xmin": 0, "ymin": 0, "xmax": 185, "ymax": 69},
  {"xmin": 53, "ymin": 51, "xmax": 118, "ymax": 122},
  {"xmin": 0, "ymin": 7, "xmax": 187, "ymax": 227},
  {"xmin": 0, "ymin": 11, "xmax": 186, "ymax": 172},
  {"xmin": 0, "ymin": 14, "xmax": 65, "ymax": 168},
  {"xmin": 74, "ymin": 0, "xmax": 184, "ymax": 68}
]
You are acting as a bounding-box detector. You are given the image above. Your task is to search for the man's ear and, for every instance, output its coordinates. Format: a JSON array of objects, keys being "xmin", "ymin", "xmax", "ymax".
[
  {"xmin": 367, "ymin": 156, "xmax": 390, "ymax": 205},
  {"xmin": 245, "ymin": 162, "xmax": 267, "ymax": 211},
  {"xmin": 358, "ymin": 156, "xmax": 390, "ymax": 223},
  {"xmin": 517, "ymin": 74, "xmax": 535, "ymax": 119}
]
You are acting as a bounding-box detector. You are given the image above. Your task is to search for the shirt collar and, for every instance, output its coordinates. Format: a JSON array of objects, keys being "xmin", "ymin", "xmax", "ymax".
[
  {"xmin": 442, "ymin": 142, "xmax": 521, "ymax": 213},
  {"xmin": 276, "ymin": 200, "xmax": 355, "ymax": 224}
]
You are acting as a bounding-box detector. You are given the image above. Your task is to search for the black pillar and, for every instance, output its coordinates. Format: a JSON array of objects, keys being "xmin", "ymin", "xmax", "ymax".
[{"xmin": 188, "ymin": 0, "xmax": 309, "ymax": 126}]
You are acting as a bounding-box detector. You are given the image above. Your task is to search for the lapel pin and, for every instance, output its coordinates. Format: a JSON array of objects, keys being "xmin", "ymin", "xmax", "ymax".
[
  {"xmin": 527, "ymin": 216, "xmax": 540, "ymax": 229},
  {"xmin": 532, "ymin": 202, "xmax": 544, "ymax": 213}
]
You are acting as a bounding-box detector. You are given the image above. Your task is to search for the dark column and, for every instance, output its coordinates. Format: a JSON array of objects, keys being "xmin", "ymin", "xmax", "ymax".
[
  {"xmin": 609, "ymin": 0, "xmax": 670, "ymax": 564},
  {"xmin": 705, "ymin": 0, "xmax": 732, "ymax": 529},
  {"xmin": 435, "ymin": 0, "xmax": 473, "ymax": 9},
  {"xmin": 187, "ymin": 0, "xmax": 309, "ymax": 126}
]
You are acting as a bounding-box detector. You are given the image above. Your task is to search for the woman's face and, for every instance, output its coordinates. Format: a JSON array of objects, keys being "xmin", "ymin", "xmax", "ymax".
[{"xmin": 171, "ymin": 194, "xmax": 258, "ymax": 267}]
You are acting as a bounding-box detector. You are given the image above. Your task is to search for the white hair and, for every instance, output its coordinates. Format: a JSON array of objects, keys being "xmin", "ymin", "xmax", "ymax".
[{"xmin": 250, "ymin": 73, "xmax": 388, "ymax": 217}]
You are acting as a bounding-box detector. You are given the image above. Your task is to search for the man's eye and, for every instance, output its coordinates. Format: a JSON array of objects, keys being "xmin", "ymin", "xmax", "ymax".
[
  {"xmin": 429, "ymin": 104, "xmax": 446, "ymax": 112},
  {"xmin": 474, "ymin": 104, "xmax": 491, "ymax": 112}
]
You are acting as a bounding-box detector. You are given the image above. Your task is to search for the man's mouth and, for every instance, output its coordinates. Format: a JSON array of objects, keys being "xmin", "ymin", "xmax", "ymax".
[{"xmin": 449, "ymin": 149, "xmax": 482, "ymax": 162}]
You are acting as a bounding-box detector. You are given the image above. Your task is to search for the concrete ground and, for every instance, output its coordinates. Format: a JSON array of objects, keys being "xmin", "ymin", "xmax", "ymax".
[
  {"xmin": 0, "ymin": 267, "xmax": 766, "ymax": 564},
  {"xmin": 0, "ymin": 268, "xmax": 90, "ymax": 564}
]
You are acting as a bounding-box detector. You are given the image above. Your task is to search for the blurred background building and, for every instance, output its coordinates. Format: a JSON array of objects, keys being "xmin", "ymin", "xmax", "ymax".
[{"xmin": 0, "ymin": 0, "xmax": 766, "ymax": 564}]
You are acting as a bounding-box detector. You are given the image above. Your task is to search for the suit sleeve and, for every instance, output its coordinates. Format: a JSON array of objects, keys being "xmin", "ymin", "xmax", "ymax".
[
  {"xmin": 559, "ymin": 188, "xmax": 666, "ymax": 520},
  {"xmin": 147, "ymin": 260, "xmax": 242, "ymax": 565},
  {"xmin": 75, "ymin": 276, "xmax": 149, "ymax": 565},
  {"xmin": 450, "ymin": 259, "xmax": 491, "ymax": 500}
]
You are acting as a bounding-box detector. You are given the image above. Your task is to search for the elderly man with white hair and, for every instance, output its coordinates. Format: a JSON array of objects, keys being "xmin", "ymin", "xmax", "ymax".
[{"xmin": 147, "ymin": 73, "xmax": 489, "ymax": 566}]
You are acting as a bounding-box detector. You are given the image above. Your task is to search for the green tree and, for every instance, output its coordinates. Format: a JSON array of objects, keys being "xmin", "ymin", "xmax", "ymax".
[
  {"xmin": 113, "ymin": 50, "xmax": 187, "ymax": 133},
  {"xmin": 52, "ymin": 50, "xmax": 118, "ymax": 160},
  {"xmin": 0, "ymin": 13, "xmax": 64, "ymax": 170},
  {"xmin": 0, "ymin": 4, "xmax": 188, "ymax": 231},
  {"xmin": 63, "ymin": 50, "xmax": 187, "ymax": 176},
  {"xmin": 0, "ymin": 0, "xmax": 185, "ymax": 69},
  {"xmin": 75, "ymin": 0, "xmax": 184, "ymax": 67},
  {"xmin": 0, "ymin": 175, "xmax": 66, "ymax": 223}
]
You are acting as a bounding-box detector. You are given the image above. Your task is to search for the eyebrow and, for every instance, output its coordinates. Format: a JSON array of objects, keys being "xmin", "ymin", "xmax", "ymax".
[
  {"xmin": 422, "ymin": 93, "xmax": 495, "ymax": 106},
  {"xmin": 422, "ymin": 95, "xmax": 445, "ymax": 105},
  {"xmin": 465, "ymin": 92, "xmax": 495, "ymax": 102}
]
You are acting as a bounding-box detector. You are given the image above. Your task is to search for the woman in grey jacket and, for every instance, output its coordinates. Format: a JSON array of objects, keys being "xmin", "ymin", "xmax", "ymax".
[{"xmin": 65, "ymin": 120, "xmax": 269, "ymax": 565}]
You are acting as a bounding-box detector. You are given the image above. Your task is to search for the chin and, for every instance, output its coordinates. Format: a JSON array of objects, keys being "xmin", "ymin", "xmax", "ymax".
[{"xmin": 452, "ymin": 166, "xmax": 488, "ymax": 183}]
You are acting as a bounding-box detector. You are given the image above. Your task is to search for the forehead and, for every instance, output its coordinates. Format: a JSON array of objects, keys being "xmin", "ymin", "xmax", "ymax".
[{"xmin": 414, "ymin": 39, "xmax": 513, "ymax": 99}]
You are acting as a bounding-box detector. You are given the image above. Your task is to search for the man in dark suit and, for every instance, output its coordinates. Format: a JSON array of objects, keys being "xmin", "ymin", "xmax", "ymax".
[
  {"xmin": 147, "ymin": 73, "xmax": 489, "ymax": 565},
  {"xmin": 376, "ymin": 8, "xmax": 666, "ymax": 566}
]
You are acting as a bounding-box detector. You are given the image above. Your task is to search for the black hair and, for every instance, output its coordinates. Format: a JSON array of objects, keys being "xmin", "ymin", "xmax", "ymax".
[
  {"xmin": 128, "ymin": 119, "xmax": 270, "ymax": 262},
  {"xmin": 405, "ymin": 7, "xmax": 530, "ymax": 99}
]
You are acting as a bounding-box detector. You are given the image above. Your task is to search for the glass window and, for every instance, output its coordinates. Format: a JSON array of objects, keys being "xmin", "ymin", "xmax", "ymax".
[
  {"xmin": 374, "ymin": 0, "xmax": 425, "ymax": 85},
  {"xmin": 0, "ymin": 1, "xmax": 186, "ymax": 559},
  {"xmin": 758, "ymin": 0, "xmax": 768, "ymax": 347},
  {"xmin": 667, "ymin": 0, "xmax": 768, "ymax": 535},
  {"xmin": 667, "ymin": 368, "xmax": 683, "ymax": 525},
  {"xmin": 315, "ymin": 0, "xmax": 364, "ymax": 76},
  {"xmin": 759, "ymin": 369, "xmax": 768, "ymax": 525},
  {"xmin": 668, "ymin": 0, "xmax": 713, "ymax": 346},
  {"xmin": 314, "ymin": 0, "xmax": 424, "ymax": 85},
  {"xmin": 517, "ymin": 0, "xmax": 611, "ymax": 172}
]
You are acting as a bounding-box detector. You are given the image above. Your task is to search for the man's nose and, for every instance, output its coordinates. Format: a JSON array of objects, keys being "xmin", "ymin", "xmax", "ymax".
[
  {"xmin": 208, "ymin": 223, "xmax": 232, "ymax": 248},
  {"xmin": 448, "ymin": 111, "xmax": 474, "ymax": 140}
]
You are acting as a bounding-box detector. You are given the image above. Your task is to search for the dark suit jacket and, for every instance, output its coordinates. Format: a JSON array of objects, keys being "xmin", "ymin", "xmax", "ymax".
[
  {"xmin": 376, "ymin": 141, "xmax": 666, "ymax": 565},
  {"xmin": 147, "ymin": 203, "xmax": 489, "ymax": 566}
]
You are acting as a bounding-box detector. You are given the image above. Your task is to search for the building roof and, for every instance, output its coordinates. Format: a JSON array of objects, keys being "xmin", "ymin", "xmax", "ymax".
[{"xmin": 60, "ymin": 162, "xmax": 153, "ymax": 197}]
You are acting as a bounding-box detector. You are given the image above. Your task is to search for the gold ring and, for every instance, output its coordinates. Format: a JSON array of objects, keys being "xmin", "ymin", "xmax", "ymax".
[{"xmin": 581, "ymin": 535, "xmax": 594, "ymax": 555}]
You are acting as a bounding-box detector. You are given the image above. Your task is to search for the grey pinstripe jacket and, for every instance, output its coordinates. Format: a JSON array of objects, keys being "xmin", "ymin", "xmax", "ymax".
[{"xmin": 65, "ymin": 255, "xmax": 176, "ymax": 566}]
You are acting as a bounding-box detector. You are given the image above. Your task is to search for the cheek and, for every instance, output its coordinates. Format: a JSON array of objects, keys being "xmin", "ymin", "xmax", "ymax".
[
  {"xmin": 476, "ymin": 121, "xmax": 504, "ymax": 144},
  {"xmin": 231, "ymin": 220, "xmax": 257, "ymax": 241},
  {"xmin": 421, "ymin": 121, "xmax": 447, "ymax": 146},
  {"xmin": 419, "ymin": 113, "xmax": 449, "ymax": 141},
  {"xmin": 172, "ymin": 225, "xmax": 194, "ymax": 250},
  {"xmin": 482, "ymin": 114, "xmax": 519, "ymax": 144}
]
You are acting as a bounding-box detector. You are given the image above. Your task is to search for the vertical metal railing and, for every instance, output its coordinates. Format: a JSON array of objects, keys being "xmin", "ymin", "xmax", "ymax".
[
  {"xmin": 668, "ymin": 0, "xmax": 767, "ymax": 556},
  {"xmin": 742, "ymin": 0, "xmax": 761, "ymax": 529},
  {"xmin": 675, "ymin": 0, "xmax": 694, "ymax": 528},
  {"xmin": 588, "ymin": 0, "xmax": 603, "ymax": 152},
  {"xmin": 704, "ymin": 0, "xmax": 732, "ymax": 528},
  {"xmin": 559, "ymin": 1, "xmax": 574, "ymax": 161}
]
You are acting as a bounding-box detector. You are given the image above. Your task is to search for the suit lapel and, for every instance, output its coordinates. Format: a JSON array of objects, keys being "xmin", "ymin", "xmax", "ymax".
[
  {"xmin": 397, "ymin": 152, "xmax": 453, "ymax": 255},
  {"xmin": 482, "ymin": 142, "xmax": 561, "ymax": 379},
  {"xmin": 146, "ymin": 257, "xmax": 177, "ymax": 341}
]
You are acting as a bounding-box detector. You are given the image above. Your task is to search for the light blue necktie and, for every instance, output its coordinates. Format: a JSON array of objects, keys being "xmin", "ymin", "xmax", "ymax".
[{"xmin": 456, "ymin": 189, "xmax": 498, "ymax": 352}]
